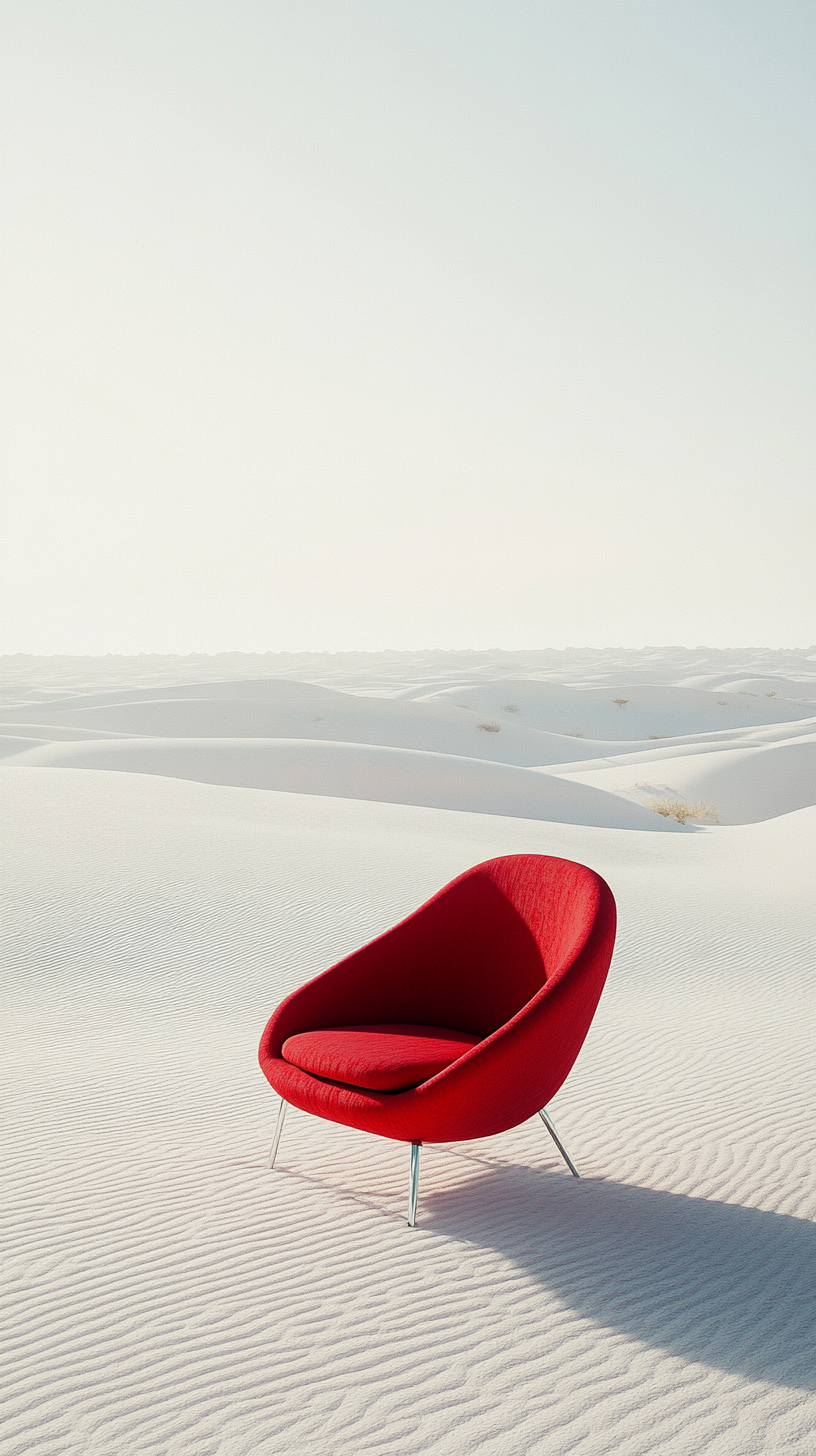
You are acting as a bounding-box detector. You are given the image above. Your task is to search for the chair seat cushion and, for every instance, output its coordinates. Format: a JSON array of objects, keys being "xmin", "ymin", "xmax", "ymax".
[{"xmin": 281, "ymin": 1023, "xmax": 481, "ymax": 1092}]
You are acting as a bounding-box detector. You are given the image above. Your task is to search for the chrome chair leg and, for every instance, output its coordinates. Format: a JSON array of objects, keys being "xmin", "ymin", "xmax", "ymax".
[
  {"xmin": 407, "ymin": 1142, "xmax": 421, "ymax": 1226},
  {"xmin": 266, "ymin": 1098, "xmax": 288, "ymax": 1170},
  {"xmin": 538, "ymin": 1107, "xmax": 580, "ymax": 1177}
]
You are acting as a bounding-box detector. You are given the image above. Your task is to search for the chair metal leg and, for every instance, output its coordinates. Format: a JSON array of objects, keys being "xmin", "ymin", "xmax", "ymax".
[
  {"xmin": 538, "ymin": 1107, "xmax": 580, "ymax": 1177},
  {"xmin": 407, "ymin": 1142, "xmax": 421, "ymax": 1226},
  {"xmin": 266, "ymin": 1098, "xmax": 288, "ymax": 1170}
]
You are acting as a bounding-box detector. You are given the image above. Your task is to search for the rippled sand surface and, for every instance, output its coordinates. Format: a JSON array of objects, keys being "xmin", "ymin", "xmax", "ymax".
[{"xmin": 2, "ymin": 649, "xmax": 814, "ymax": 1455}]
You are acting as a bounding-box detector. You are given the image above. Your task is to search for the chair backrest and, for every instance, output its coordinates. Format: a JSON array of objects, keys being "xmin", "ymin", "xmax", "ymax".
[
  {"xmin": 296, "ymin": 854, "xmax": 612, "ymax": 1040},
  {"xmin": 391, "ymin": 855, "xmax": 609, "ymax": 1036}
]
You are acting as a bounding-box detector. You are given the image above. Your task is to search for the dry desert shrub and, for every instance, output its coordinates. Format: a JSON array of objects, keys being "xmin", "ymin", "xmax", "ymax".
[
  {"xmin": 647, "ymin": 798, "xmax": 718, "ymax": 824},
  {"xmin": 612, "ymin": 697, "xmax": 629, "ymax": 707},
  {"xmin": 478, "ymin": 720, "xmax": 501, "ymax": 733},
  {"xmin": 503, "ymin": 704, "xmax": 519, "ymax": 713},
  {"xmin": 648, "ymin": 734, "xmax": 666, "ymax": 739},
  {"xmin": 766, "ymin": 691, "xmax": 777, "ymax": 697}
]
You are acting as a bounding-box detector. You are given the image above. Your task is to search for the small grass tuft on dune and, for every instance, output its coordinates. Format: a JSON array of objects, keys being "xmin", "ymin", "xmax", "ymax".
[{"xmin": 648, "ymin": 798, "xmax": 719, "ymax": 824}]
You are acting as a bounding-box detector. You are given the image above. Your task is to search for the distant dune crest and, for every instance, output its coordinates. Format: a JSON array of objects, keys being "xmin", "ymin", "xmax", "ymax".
[{"xmin": 2, "ymin": 648, "xmax": 814, "ymax": 826}]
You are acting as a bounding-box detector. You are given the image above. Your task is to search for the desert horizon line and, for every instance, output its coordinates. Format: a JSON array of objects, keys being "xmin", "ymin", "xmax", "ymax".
[{"xmin": 3, "ymin": 643, "xmax": 815, "ymax": 661}]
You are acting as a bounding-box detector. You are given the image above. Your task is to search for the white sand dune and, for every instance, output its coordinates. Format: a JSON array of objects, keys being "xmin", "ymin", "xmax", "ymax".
[
  {"xmin": 0, "ymin": 735, "xmax": 51, "ymax": 757},
  {"xmin": 0, "ymin": 722, "xmax": 134, "ymax": 744},
  {"xmin": 2, "ymin": 735, "xmax": 679, "ymax": 829},
  {"xmin": 417, "ymin": 678, "xmax": 815, "ymax": 740},
  {"xmin": 545, "ymin": 715, "xmax": 816, "ymax": 767},
  {"xmin": 1, "ymin": 675, "xmax": 341, "ymax": 712},
  {"xmin": 2, "ymin": 648, "xmax": 815, "ymax": 1455},
  {"xmin": 552, "ymin": 736, "xmax": 816, "ymax": 825},
  {"xmin": 678, "ymin": 674, "xmax": 816, "ymax": 699},
  {"xmin": 3, "ymin": 674, "xmax": 816, "ymax": 777},
  {"xmin": 0, "ymin": 683, "xmax": 599, "ymax": 767}
]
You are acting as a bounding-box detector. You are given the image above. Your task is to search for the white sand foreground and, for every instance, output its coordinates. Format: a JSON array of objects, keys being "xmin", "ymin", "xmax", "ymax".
[{"xmin": 1, "ymin": 648, "xmax": 815, "ymax": 1455}]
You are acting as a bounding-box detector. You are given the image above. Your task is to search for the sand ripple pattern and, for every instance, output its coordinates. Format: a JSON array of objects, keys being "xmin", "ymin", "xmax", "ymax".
[{"xmin": 2, "ymin": 770, "xmax": 814, "ymax": 1455}]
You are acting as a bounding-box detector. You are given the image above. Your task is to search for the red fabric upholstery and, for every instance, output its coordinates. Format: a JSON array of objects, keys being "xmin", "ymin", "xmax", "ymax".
[
  {"xmin": 259, "ymin": 854, "xmax": 616, "ymax": 1145},
  {"xmin": 282, "ymin": 1024, "xmax": 481, "ymax": 1092}
]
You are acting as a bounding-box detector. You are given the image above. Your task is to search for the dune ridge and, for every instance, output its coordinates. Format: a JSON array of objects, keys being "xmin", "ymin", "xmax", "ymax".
[
  {"xmin": 3, "ymin": 736, "xmax": 682, "ymax": 830},
  {"xmin": 3, "ymin": 652, "xmax": 814, "ymax": 824}
]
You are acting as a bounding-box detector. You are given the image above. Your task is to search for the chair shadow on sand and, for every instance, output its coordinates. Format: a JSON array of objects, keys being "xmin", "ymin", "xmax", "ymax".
[{"xmin": 421, "ymin": 1162, "xmax": 815, "ymax": 1390}]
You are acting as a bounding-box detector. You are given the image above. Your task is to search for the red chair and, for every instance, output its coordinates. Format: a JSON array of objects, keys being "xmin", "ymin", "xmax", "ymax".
[{"xmin": 258, "ymin": 854, "xmax": 616, "ymax": 1225}]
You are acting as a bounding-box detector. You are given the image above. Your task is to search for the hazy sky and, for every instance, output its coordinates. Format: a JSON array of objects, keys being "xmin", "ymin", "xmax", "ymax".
[{"xmin": 2, "ymin": 1, "xmax": 814, "ymax": 652}]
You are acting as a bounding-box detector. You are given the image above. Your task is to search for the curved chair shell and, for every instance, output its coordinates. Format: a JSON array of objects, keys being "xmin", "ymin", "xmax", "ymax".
[{"xmin": 259, "ymin": 854, "xmax": 616, "ymax": 1145}]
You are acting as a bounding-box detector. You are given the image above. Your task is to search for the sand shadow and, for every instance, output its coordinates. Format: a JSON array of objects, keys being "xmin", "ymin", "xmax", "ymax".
[{"xmin": 421, "ymin": 1165, "xmax": 815, "ymax": 1389}]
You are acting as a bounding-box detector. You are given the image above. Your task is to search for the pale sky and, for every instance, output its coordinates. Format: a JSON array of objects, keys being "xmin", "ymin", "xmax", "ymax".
[{"xmin": 2, "ymin": 1, "xmax": 814, "ymax": 653}]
